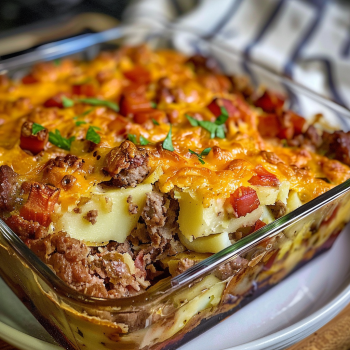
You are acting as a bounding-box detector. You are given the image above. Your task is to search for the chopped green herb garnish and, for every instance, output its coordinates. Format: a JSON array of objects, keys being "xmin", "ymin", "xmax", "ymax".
[
  {"xmin": 128, "ymin": 134, "xmax": 150, "ymax": 145},
  {"xmin": 32, "ymin": 123, "xmax": 45, "ymax": 135},
  {"xmin": 73, "ymin": 108, "xmax": 93, "ymax": 120},
  {"xmin": 127, "ymin": 134, "xmax": 137, "ymax": 144},
  {"xmin": 188, "ymin": 147, "xmax": 212, "ymax": 164},
  {"xmin": 150, "ymin": 101, "xmax": 157, "ymax": 109},
  {"xmin": 53, "ymin": 59, "xmax": 61, "ymax": 66},
  {"xmin": 215, "ymin": 107, "xmax": 229, "ymax": 125},
  {"xmin": 152, "ymin": 118, "xmax": 160, "ymax": 126},
  {"xmin": 200, "ymin": 147, "xmax": 212, "ymax": 156},
  {"xmin": 49, "ymin": 130, "xmax": 75, "ymax": 151},
  {"xmin": 79, "ymin": 98, "xmax": 119, "ymax": 112},
  {"xmin": 139, "ymin": 135, "xmax": 149, "ymax": 145},
  {"xmin": 186, "ymin": 113, "xmax": 227, "ymax": 139},
  {"xmin": 86, "ymin": 126, "xmax": 101, "ymax": 144},
  {"xmin": 186, "ymin": 114, "xmax": 199, "ymax": 127},
  {"xmin": 75, "ymin": 120, "xmax": 87, "ymax": 126},
  {"xmin": 62, "ymin": 96, "xmax": 75, "ymax": 108},
  {"xmin": 163, "ymin": 125, "xmax": 174, "ymax": 151}
]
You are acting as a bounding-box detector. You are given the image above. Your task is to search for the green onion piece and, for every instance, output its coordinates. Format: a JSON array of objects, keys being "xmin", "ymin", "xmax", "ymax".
[
  {"xmin": 127, "ymin": 134, "xmax": 137, "ymax": 144},
  {"xmin": 150, "ymin": 102, "xmax": 157, "ymax": 108},
  {"xmin": 200, "ymin": 147, "xmax": 212, "ymax": 157},
  {"xmin": 75, "ymin": 121, "xmax": 87, "ymax": 126},
  {"xmin": 152, "ymin": 118, "xmax": 160, "ymax": 126}
]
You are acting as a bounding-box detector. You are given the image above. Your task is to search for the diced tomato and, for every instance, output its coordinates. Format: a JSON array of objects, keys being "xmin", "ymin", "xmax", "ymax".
[
  {"xmin": 20, "ymin": 183, "xmax": 60, "ymax": 227},
  {"xmin": 248, "ymin": 165, "xmax": 280, "ymax": 187},
  {"xmin": 124, "ymin": 66, "xmax": 151, "ymax": 85},
  {"xmin": 253, "ymin": 219, "xmax": 266, "ymax": 232},
  {"xmin": 134, "ymin": 109, "xmax": 167, "ymax": 124},
  {"xmin": 107, "ymin": 115, "xmax": 130, "ymax": 135},
  {"xmin": 43, "ymin": 92, "xmax": 70, "ymax": 108},
  {"xmin": 20, "ymin": 135, "xmax": 47, "ymax": 155},
  {"xmin": 254, "ymin": 90, "xmax": 285, "ymax": 113},
  {"xmin": 20, "ymin": 121, "xmax": 48, "ymax": 155},
  {"xmin": 120, "ymin": 93, "xmax": 152, "ymax": 116},
  {"xmin": 258, "ymin": 114, "xmax": 281, "ymax": 138},
  {"xmin": 22, "ymin": 74, "xmax": 38, "ymax": 85},
  {"xmin": 72, "ymin": 83, "xmax": 96, "ymax": 97},
  {"xmin": 207, "ymin": 98, "xmax": 238, "ymax": 118},
  {"xmin": 277, "ymin": 126, "xmax": 294, "ymax": 140},
  {"xmin": 286, "ymin": 111, "xmax": 306, "ymax": 135},
  {"xmin": 230, "ymin": 186, "xmax": 260, "ymax": 217}
]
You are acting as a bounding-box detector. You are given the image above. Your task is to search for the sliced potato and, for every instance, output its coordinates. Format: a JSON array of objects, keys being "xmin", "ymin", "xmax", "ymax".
[
  {"xmin": 286, "ymin": 190, "xmax": 302, "ymax": 214},
  {"xmin": 178, "ymin": 231, "xmax": 231, "ymax": 254},
  {"xmin": 176, "ymin": 190, "xmax": 262, "ymax": 241},
  {"xmin": 55, "ymin": 184, "xmax": 152, "ymax": 243}
]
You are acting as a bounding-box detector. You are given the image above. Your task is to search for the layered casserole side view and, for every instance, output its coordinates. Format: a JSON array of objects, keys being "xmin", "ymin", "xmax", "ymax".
[{"xmin": 1, "ymin": 44, "xmax": 350, "ymax": 349}]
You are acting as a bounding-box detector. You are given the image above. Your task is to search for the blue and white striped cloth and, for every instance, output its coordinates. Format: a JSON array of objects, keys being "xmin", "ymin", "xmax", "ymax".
[{"xmin": 124, "ymin": 0, "xmax": 350, "ymax": 109}]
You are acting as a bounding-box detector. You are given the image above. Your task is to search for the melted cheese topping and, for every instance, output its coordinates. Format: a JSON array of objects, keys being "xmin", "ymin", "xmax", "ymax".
[{"xmin": 0, "ymin": 45, "xmax": 348, "ymax": 212}]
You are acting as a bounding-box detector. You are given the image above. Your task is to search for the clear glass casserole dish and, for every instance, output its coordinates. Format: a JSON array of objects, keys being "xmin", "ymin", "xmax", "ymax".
[{"xmin": 1, "ymin": 25, "xmax": 350, "ymax": 350}]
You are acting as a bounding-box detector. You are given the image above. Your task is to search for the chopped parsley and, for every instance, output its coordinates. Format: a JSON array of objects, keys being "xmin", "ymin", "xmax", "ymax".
[
  {"xmin": 127, "ymin": 134, "xmax": 137, "ymax": 144},
  {"xmin": 62, "ymin": 96, "xmax": 75, "ymax": 108},
  {"xmin": 78, "ymin": 98, "xmax": 119, "ymax": 112},
  {"xmin": 127, "ymin": 134, "xmax": 150, "ymax": 146},
  {"xmin": 75, "ymin": 120, "xmax": 87, "ymax": 126},
  {"xmin": 49, "ymin": 130, "xmax": 75, "ymax": 151},
  {"xmin": 86, "ymin": 126, "xmax": 101, "ymax": 144},
  {"xmin": 32, "ymin": 123, "xmax": 45, "ymax": 135},
  {"xmin": 162, "ymin": 125, "xmax": 174, "ymax": 151},
  {"xmin": 189, "ymin": 147, "xmax": 212, "ymax": 164},
  {"xmin": 186, "ymin": 106, "xmax": 228, "ymax": 139},
  {"xmin": 152, "ymin": 118, "xmax": 160, "ymax": 126},
  {"xmin": 139, "ymin": 135, "xmax": 149, "ymax": 145},
  {"xmin": 150, "ymin": 101, "xmax": 157, "ymax": 109},
  {"xmin": 73, "ymin": 108, "xmax": 93, "ymax": 120}
]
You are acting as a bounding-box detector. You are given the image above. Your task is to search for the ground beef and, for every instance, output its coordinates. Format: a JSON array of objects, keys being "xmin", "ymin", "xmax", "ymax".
[
  {"xmin": 214, "ymin": 256, "xmax": 249, "ymax": 281},
  {"xmin": 127, "ymin": 195, "xmax": 138, "ymax": 214},
  {"xmin": 267, "ymin": 200, "xmax": 287, "ymax": 219},
  {"xmin": 83, "ymin": 210, "xmax": 98, "ymax": 225},
  {"xmin": 174, "ymin": 258, "xmax": 197, "ymax": 276},
  {"xmin": 320, "ymin": 131, "xmax": 350, "ymax": 166},
  {"xmin": 142, "ymin": 191, "xmax": 176, "ymax": 249},
  {"xmin": 0, "ymin": 165, "xmax": 18, "ymax": 212},
  {"xmin": 101, "ymin": 140, "xmax": 150, "ymax": 188},
  {"xmin": 6, "ymin": 215, "xmax": 48, "ymax": 241}
]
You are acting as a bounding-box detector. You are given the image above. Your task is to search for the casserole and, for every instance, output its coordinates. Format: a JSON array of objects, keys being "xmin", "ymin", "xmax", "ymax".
[{"xmin": 1, "ymin": 26, "xmax": 350, "ymax": 350}]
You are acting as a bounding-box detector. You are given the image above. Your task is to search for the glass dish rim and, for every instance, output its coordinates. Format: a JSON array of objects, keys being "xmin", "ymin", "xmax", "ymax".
[{"xmin": 1, "ymin": 25, "xmax": 350, "ymax": 309}]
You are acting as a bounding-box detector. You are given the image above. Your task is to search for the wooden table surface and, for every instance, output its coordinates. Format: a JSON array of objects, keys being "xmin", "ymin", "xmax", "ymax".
[{"xmin": 1, "ymin": 302, "xmax": 350, "ymax": 350}]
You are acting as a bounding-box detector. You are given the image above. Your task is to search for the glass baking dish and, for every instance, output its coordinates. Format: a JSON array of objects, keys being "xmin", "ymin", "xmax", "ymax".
[{"xmin": 1, "ymin": 25, "xmax": 350, "ymax": 350}]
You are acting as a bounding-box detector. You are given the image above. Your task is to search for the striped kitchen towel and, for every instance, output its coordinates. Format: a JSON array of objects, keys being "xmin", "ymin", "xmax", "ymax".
[{"xmin": 124, "ymin": 0, "xmax": 350, "ymax": 109}]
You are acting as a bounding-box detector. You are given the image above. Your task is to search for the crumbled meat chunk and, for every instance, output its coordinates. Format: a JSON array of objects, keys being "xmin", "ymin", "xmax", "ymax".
[
  {"xmin": 173, "ymin": 258, "xmax": 197, "ymax": 276},
  {"xmin": 6, "ymin": 215, "xmax": 48, "ymax": 240},
  {"xmin": 0, "ymin": 165, "xmax": 18, "ymax": 212},
  {"xmin": 84, "ymin": 210, "xmax": 98, "ymax": 225},
  {"xmin": 215, "ymin": 256, "xmax": 248, "ymax": 280},
  {"xmin": 260, "ymin": 151, "xmax": 282, "ymax": 165},
  {"xmin": 267, "ymin": 200, "xmax": 287, "ymax": 219},
  {"xmin": 186, "ymin": 54, "xmax": 220, "ymax": 74},
  {"xmin": 127, "ymin": 195, "xmax": 138, "ymax": 214},
  {"xmin": 61, "ymin": 175, "xmax": 76, "ymax": 190},
  {"xmin": 321, "ymin": 131, "xmax": 350, "ymax": 166},
  {"xmin": 42, "ymin": 154, "xmax": 83, "ymax": 186},
  {"xmin": 101, "ymin": 140, "xmax": 150, "ymax": 188}
]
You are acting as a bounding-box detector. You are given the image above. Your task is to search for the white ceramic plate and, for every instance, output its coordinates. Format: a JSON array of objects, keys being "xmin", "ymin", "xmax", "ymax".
[{"xmin": 1, "ymin": 226, "xmax": 350, "ymax": 350}]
